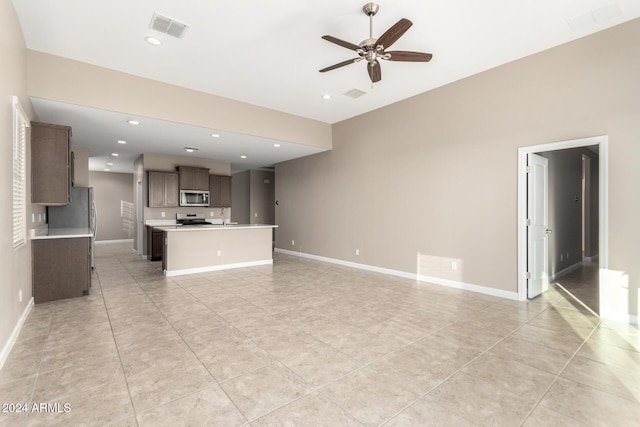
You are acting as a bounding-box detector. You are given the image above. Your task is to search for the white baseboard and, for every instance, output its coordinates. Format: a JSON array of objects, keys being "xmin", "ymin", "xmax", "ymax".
[
  {"xmin": 0, "ymin": 298, "xmax": 34, "ymax": 370},
  {"xmin": 275, "ymin": 249, "xmax": 519, "ymax": 301},
  {"xmin": 551, "ymin": 261, "xmax": 585, "ymax": 281},
  {"xmin": 164, "ymin": 259, "xmax": 273, "ymax": 277},
  {"xmin": 95, "ymin": 239, "xmax": 134, "ymax": 246},
  {"xmin": 601, "ymin": 311, "xmax": 639, "ymax": 326}
]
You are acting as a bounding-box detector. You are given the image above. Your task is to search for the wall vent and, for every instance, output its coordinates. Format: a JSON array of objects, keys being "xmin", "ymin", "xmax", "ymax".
[
  {"xmin": 149, "ymin": 13, "xmax": 189, "ymax": 38},
  {"xmin": 343, "ymin": 88, "xmax": 367, "ymax": 99}
]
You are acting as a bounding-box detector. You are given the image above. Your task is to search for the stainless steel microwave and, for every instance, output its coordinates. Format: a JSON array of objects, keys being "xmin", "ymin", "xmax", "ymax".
[{"xmin": 179, "ymin": 190, "xmax": 210, "ymax": 207}]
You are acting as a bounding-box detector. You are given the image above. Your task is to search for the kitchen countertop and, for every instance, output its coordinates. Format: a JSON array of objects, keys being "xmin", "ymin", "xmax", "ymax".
[
  {"xmin": 154, "ymin": 224, "xmax": 278, "ymax": 232},
  {"xmin": 31, "ymin": 225, "xmax": 93, "ymax": 240},
  {"xmin": 145, "ymin": 220, "xmax": 179, "ymax": 226}
]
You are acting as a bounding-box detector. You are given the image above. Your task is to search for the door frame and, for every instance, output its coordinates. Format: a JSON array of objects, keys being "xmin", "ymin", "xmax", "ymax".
[
  {"xmin": 136, "ymin": 179, "xmax": 144, "ymax": 255},
  {"xmin": 517, "ymin": 136, "xmax": 608, "ymax": 303}
]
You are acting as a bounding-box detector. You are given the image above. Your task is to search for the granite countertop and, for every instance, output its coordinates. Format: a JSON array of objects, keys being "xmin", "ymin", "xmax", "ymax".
[{"xmin": 30, "ymin": 225, "xmax": 93, "ymax": 240}]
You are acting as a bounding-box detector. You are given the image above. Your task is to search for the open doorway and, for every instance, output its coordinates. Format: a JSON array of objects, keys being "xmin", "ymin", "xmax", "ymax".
[{"xmin": 517, "ymin": 136, "xmax": 608, "ymax": 314}]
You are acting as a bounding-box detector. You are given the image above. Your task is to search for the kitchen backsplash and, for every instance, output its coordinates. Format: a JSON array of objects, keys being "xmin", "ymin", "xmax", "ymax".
[{"xmin": 144, "ymin": 206, "xmax": 231, "ymax": 222}]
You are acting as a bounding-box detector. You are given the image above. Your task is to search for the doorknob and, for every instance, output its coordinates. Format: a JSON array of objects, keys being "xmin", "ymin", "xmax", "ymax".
[{"xmin": 546, "ymin": 229, "xmax": 553, "ymax": 234}]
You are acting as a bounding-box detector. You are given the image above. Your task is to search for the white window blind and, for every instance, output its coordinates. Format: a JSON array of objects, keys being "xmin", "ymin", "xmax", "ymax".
[{"xmin": 13, "ymin": 96, "xmax": 29, "ymax": 249}]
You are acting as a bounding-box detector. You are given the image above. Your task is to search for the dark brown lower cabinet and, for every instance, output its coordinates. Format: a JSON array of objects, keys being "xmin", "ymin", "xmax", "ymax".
[
  {"xmin": 147, "ymin": 226, "xmax": 164, "ymax": 261},
  {"xmin": 32, "ymin": 237, "xmax": 91, "ymax": 304}
]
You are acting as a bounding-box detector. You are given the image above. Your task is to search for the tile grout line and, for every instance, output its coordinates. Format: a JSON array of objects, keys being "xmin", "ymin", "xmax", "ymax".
[
  {"xmin": 517, "ymin": 316, "xmax": 604, "ymax": 426},
  {"xmin": 136, "ymin": 269, "xmax": 253, "ymax": 425},
  {"xmin": 377, "ymin": 300, "xmax": 596, "ymax": 426},
  {"xmin": 97, "ymin": 248, "xmax": 143, "ymax": 427}
]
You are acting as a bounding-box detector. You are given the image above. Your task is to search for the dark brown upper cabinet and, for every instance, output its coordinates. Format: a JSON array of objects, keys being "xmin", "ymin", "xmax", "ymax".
[
  {"xmin": 31, "ymin": 122, "xmax": 72, "ymax": 205},
  {"xmin": 210, "ymin": 175, "xmax": 232, "ymax": 208},
  {"xmin": 148, "ymin": 170, "xmax": 179, "ymax": 208},
  {"xmin": 178, "ymin": 166, "xmax": 210, "ymax": 191}
]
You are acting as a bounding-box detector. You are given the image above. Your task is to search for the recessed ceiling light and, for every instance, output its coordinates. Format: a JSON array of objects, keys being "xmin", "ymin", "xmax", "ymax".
[
  {"xmin": 273, "ymin": 144, "xmax": 281, "ymax": 147},
  {"xmin": 184, "ymin": 146, "xmax": 199, "ymax": 152},
  {"xmin": 111, "ymin": 153, "xmax": 119, "ymax": 157},
  {"xmin": 107, "ymin": 162, "xmax": 113, "ymax": 166},
  {"xmin": 240, "ymin": 155, "xmax": 247, "ymax": 159},
  {"xmin": 127, "ymin": 120, "xmax": 140, "ymax": 125},
  {"xmin": 104, "ymin": 168, "xmax": 110, "ymax": 171},
  {"xmin": 145, "ymin": 36, "xmax": 162, "ymax": 46},
  {"xmin": 210, "ymin": 133, "xmax": 220, "ymax": 138},
  {"xmin": 117, "ymin": 140, "xmax": 127, "ymax": 144},
  {"xmin": 322, "ymin": 94, "xmax": 331, "ymax": 100}
]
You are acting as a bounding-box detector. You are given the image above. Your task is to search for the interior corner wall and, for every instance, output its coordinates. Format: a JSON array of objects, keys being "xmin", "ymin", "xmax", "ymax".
[
  {"xmin": 72, "ymin": 146, "xmax": 89, "ymax": 187},
  {"xmin": 231, "ymin": 170, "xmax": 250, "ymax": 224},
  {"xmin": 275, "ymin": 18, "xmax": 640, "ymax": 318},
  {"xmin": 249, "ymin": 170, "xmax": 275, "ymax": 225},
  {"xmin": 0, "ymin": 0, "xmax": 37, "ymax": 365},
  {"xmin": 89, "ymin": 171, "xmax": 134, "ymax": 242}
]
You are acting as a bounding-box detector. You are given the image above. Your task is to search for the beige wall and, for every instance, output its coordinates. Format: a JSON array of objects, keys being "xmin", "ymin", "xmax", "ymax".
[
  {"xmin": 231, "ymin": 170, "xmax": 250, "ymax": 224},
  {"xmin": 276, "ymin": 19, "xmax": 640, "ymax": 318},
  {"xmin": 72, "ymin": 146, "xmax": 89, "ymax": 187},
  {"xmin": 0, "ymin": 0, "xmax": 38, "ymax": 364},
  {"xmin": 89, "ymin": 171, "xmax": 134, "ymax": 241},
  {"xmin": 230, "ymin": 170, "xmax": 276, "ymax": 225},
  {"xmin": 26, "ymin": 51, "xmax": 332, "ymax": 151},
  {"xmin": 250, "ymin": 170, "xmax": 275, "ymax": 225}
]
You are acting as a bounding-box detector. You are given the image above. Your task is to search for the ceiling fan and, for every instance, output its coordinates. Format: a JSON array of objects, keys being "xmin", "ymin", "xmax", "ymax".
[{"xmin": 319, "ymin": 2, "xmax": 433, "ymax": 83}]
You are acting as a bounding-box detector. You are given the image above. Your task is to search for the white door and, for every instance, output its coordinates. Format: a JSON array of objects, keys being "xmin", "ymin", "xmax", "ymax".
[{"xmin": 527, "ymin": 153, "xmax": 550, "ymax": 298}]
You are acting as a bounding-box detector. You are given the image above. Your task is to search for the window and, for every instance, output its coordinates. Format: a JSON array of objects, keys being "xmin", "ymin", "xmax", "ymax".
[{"xmin": 12, "ymin": 96, "xmax": 29, "ymax": 249}]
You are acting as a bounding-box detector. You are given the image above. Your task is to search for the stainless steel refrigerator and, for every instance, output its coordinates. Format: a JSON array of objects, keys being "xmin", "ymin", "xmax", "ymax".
[{"xmin": 47, "ymin": 186, "xmax": 97, "ymax": 268}]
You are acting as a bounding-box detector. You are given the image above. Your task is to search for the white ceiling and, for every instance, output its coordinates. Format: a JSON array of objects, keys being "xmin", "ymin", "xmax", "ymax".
[{"xmin": 13, "ymin": 0, "xmax": 640, "ymax": 173}]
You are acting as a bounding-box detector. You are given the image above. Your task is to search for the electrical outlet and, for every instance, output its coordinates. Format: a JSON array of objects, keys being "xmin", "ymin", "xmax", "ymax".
[
  {"xmin": 38, "ymin": 214, "xmax": 42, "ymax": 222},
  {"xmin": 566, "ymin": 252, "xmax": 570, "ymax": 259},
  {"xmin": 161, "ymin": 211, "xmax": 166, "ymax": 218},
  {"xmin": 560, "ymin": 254, "xmax": 564, "ymax": 262},
  {"xmin": 355, "ymin": 249, "xmax": 359, "ymax": 256},
  {"xmin": 292, "ymin": 240, "xmax": 295, "ymax": 246},
  {"xmin": 451, "ymin": 261, "xmax": 458, "ymax": 270},
  {"xmin": 18, "ymin": 289, "xmax": 22, "ymax": 303},
  {"xmin": 31, "ymin": 213, "xmax": 35, "ymax": 223},
  {"xmin": 217, "ymin": 250, "xmax": 221, "ymax": 257},
  {"xmin": 254, "ymin": 212, "xmax": 258, "ymax": 218},
  {"xmin": 210, "ymin": 211, "xmax": 214, "ymax": 217}
]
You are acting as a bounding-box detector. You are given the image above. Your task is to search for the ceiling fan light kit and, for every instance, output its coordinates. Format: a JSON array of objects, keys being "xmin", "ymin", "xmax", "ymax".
[{"xmin": 320, "ymin": 2, "xmax": 433, "ymax": 83}]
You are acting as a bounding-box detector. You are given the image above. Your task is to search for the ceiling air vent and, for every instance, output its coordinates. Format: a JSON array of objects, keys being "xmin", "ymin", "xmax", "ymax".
[
  {"xmin": 343, "ymin": 88, "xmax": 367, "ymax": 99},
  {"xmin": 149, "ymin": 12, "xmax": 189, "ymax": 38}
]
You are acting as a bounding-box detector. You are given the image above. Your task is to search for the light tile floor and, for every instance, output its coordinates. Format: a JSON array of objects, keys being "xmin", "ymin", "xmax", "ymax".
[
  {"xmin": 552, "ymin": 261, "xmax": 600, "ymax": 315},
  {"xmin": 1, "ymin": 243, "xmax": 639, "ymax": 426}
]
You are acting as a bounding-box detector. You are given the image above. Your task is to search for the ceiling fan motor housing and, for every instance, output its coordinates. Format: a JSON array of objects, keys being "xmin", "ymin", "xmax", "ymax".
[{"xmin": 363, "ymin": 3, "xmax": 379, "ymax": 16}]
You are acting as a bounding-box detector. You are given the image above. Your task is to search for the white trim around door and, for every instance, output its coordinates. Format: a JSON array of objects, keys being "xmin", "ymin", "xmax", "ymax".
[{"xmin": 517, "ymin": 136, "xmax": 609, "ymax": 312}]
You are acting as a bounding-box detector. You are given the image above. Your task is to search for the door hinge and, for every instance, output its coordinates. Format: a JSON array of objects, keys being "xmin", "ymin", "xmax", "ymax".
[
  {"xmin": 525, "ymin": 165, "xmax": 531, "ymax": 174},
  {"xmin": 525, "ymin": 219, "xmax": 531, "ymax": 226},
  {"xmin": 526, "ymin": 272, "xmax": 532, "ymax": 279}
]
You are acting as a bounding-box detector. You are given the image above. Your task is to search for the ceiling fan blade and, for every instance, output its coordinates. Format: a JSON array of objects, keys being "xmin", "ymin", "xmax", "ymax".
[
  {"xmin": 375, "ymin": 18, "xmax": 412, "ymax": 49},
  {"xmin": 368, "ymin": 60, "xmax": 381, "ymax": 83},
  {"xmin": 384, "ymin": 51, "xmax": 433, "ymax": 62},
  {"xmin": 321, "ymin": 35, "xmax": 361, "ymax": 51},
  {"xmin": 319, "ymin": 58, "xmax": 362, "ymax": 73}
]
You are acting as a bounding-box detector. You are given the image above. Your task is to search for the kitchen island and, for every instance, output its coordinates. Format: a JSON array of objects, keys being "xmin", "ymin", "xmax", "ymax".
[{"xmin": 153, "ymin": 224, "xmax": 277, "ymax": 277}]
